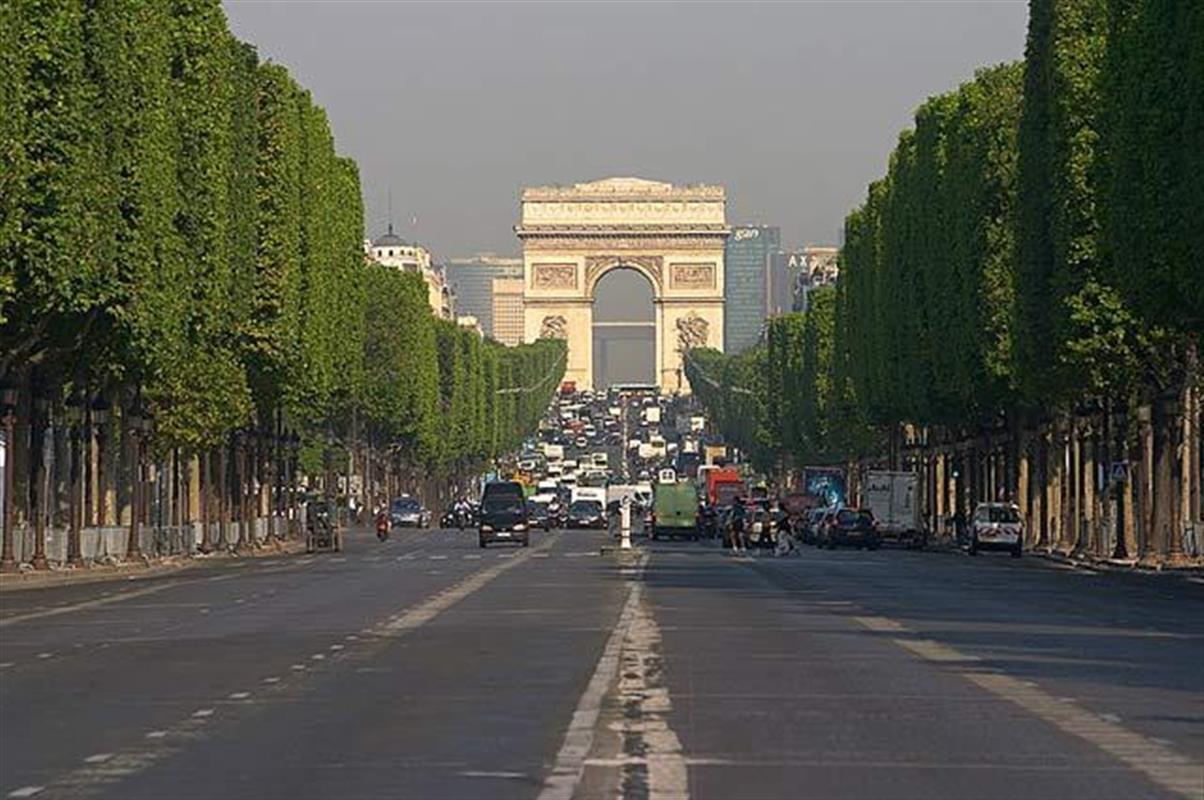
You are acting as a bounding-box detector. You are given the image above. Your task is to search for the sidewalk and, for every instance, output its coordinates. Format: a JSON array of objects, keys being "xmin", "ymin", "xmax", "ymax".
[
  {"xmin": 0, "ymin": 538, "xmax": 309, "ymax": 592},
  {"xmin": 921, "ymin": 533, "xmax": 1204, "ymax": 578}
]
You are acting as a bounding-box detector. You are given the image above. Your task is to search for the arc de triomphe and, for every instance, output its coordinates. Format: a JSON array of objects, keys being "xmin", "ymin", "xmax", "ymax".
[{"xmin": 517, "ymin": 177, "xmax": 728, "ymax": 392}]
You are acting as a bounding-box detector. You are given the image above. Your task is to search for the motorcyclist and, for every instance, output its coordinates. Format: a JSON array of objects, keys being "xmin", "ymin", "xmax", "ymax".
[
  {"xmin": 375, "ymin": 508, "xmax": 390, "ymax": 541},
  {"xmin": 451, "ymin": 496, "xmax": 472, "ymax": 529}
]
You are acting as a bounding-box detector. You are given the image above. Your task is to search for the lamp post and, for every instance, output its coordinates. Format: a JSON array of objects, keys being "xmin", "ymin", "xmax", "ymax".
[
  {"xmin": 286, "ymin": 432, "xmax": 300, "ymax": 538},
  {"xmin": 0, "ymin": 382, "xmax": 18, "ymax": 572},
  {"xmin": 125, "ymin": 408, "xmax": 146, "ymax": 561},
  {"xmin": 30, "ymin": 394, "xmax": 51, "ymax": 570},
  {"xmin": 65, "ymin": 394, "xmax": 85, "ymax": 566},
  {"xmin": 233, "ymin": 428, "xmax": 247, "ymax": 551},
  {"xmin": 91, "ymin": 397, "xmax": 110, "ymax": 531}
]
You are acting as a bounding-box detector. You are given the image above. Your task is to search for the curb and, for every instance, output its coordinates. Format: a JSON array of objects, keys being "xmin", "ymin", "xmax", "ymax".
[
  {"xmin": 0, "ymin": 539, "xmax": 309, "ymax": 592},
  {"xmin": 915, "ymin": 536, "xmax": 1204, "ymax": 579}
]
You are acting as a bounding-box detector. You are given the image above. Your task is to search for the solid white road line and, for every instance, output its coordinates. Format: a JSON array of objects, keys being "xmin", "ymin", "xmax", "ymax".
[
  {"xmin": 853, "ymin": 615, "xmax": 1204, "ymax": 799},
  {"xmin": 537, "ymin": 555, "xmax": 668, "ymax": 800},
  {"xmin": 7, "ymin": 787, "xmax": 44, "ymax": 798},
  {"xmin": 611, "ymin": 583, "xmax": 690, "ymax": 799}
]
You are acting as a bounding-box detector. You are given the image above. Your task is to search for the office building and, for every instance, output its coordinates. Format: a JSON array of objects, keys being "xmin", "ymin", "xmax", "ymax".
[
  {"xmin": 724, "ymin": 225, "xmax": 780, "ymax": 352},
  {"xmin": 792, "ymin": 246, "xmax": 840, "ymax": 312},
  {"xmin": 445, "ymin": 255, "xmax": 523, "ymax": 339},
  {"xmin": 491, "ymin": 276, "xmax": 525, "ymax": 346}
]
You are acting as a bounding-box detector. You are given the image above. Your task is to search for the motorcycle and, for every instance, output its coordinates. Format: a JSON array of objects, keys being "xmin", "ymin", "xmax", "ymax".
[{"xmin": 375, "ymin": 513, "xmax": 390, "ymax": 542}]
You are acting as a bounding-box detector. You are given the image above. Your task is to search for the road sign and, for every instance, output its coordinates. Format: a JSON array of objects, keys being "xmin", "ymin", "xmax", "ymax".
[{"xmin": 1110, "ymin": 461, "xmax": 1129, "ymax": 484}]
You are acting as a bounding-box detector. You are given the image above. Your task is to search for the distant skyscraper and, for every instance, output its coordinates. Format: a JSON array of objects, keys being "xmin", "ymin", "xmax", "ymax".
[
  {"xmin": 445, "ymin": 255, "xmax": 523, "ymax": 339},
  {"xmin": 724, "ymin": 225, "xmax": 780, "ymax": 352},
  {"xmin": 491, "ymin": 276, "xmax": 525, "ymax": 346}
]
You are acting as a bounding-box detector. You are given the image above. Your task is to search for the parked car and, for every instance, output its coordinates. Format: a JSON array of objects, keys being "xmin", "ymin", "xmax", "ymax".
[
  {"xmin": 566, "ymin": 499, "xmax": 606, "ymax": 529},
  {"xmin": 390, "ymin": 496, "xmax": 431, "ymax": 529},
  {"xmin": 478, "ymin": 481, "xmax": 530, "ymax": 548},
  {"xmin": 819, "ymin": 508, "xmax": 879, "ymax": 549},
  {"xmin": 969, "ymin": 502, "xmax": 1023, "ymax": 557}
]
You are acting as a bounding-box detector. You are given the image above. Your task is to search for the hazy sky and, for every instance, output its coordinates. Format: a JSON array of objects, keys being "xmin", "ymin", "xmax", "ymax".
[{"xmin": 223, "ymin": 1, "xmax": 1029, "ymax": 259}]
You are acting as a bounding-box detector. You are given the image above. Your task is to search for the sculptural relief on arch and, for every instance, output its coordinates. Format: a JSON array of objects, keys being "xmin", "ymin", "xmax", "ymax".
[{"xmin": 517, "ymin": 177, "xmax": 728, "ymax": 392}]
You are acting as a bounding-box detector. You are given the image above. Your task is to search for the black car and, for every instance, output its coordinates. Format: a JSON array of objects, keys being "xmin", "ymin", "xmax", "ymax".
[
  {"xmin": 526, "ymin": 500, "xmax": 554, "ymax": 531},
  {"xmin": 478, "ymin": 481, "xmax": 530, "ymax": 548},
  {"xmin": 821, "ymin": 508, "xmax": 879, "ymax": 550},
  {"xmin": 566, "ymin": 499, "xmax": 606, "ymax": 529}
]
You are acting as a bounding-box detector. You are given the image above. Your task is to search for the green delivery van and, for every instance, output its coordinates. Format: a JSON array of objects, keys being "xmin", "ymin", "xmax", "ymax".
[{"xmin": 651, "ymin": 482, "xmax": 700, "ymax": 541}]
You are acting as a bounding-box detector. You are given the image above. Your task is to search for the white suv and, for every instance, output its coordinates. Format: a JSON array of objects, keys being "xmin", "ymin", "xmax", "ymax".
[{"xmin": 969, "ymin": 502, "xmax": 1023, "ymax": 558}]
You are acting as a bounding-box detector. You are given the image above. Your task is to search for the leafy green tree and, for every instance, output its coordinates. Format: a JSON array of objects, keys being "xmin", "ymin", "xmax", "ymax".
[{"xmin": 2, "ymin": 0, "xmax": 107, "ymax": 380}]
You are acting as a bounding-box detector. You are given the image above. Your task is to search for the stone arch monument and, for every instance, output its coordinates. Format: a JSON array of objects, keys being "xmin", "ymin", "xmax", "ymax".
[{"xmin": 517, "ymin": 177, "xmax": 728, "ymax": 392}]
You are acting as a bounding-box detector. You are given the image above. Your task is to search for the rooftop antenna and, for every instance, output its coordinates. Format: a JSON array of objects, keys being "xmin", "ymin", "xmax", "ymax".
[{"xmin": 387, "ymin": 189, "xmax": 394, "ymax": 236}]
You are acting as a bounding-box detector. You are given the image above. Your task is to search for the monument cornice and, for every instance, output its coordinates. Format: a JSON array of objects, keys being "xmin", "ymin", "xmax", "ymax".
[
  {"xmin": 516, "ymin": 224, "xmax": 730, "ymax": 236},
  {"xmin": 522, "ymin": 178, "xmax": 725, "ymax": 203}
]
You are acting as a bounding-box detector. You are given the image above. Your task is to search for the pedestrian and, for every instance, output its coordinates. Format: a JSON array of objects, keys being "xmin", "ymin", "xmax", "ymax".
[{"xmin": 729, "ymin": 498, "xmax": 747, "ymax": 553}]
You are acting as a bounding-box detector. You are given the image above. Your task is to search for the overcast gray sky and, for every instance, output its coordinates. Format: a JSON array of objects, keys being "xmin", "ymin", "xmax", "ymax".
[{"xmin": 223, "ymin": 1, "xmax": 1029, "ymax": 259}]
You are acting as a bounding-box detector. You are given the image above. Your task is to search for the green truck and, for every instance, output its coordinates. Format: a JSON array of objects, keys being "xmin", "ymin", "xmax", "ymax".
[{"xmin": 651, "ymin": 482, "xmax": 700, "ymax": 541}]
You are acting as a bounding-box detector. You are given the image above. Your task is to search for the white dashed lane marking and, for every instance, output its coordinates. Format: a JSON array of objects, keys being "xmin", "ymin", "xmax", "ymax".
[{"xmin": 6, "ymin": 536, "xmax": 560, "ymax": 800}]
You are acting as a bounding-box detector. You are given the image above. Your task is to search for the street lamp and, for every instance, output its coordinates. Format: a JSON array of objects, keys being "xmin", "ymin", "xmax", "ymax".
[
  {"xmin": 125, "ymin": 408, "xmax": 146, "ymax": 560},
  {"xmin": 29, "ymin": 394, "xmax": 51, "ymax": 570},
  {"xmin": 65, "ymin": 394, "xmax": 85, "ymax": 566},
  {"xmin": 0, "ymin": 381, "xmax": 18, "ymax": 572},
  {"xmin": 91, "ymin": 397, "xmax": 110, "ymax": 531}
]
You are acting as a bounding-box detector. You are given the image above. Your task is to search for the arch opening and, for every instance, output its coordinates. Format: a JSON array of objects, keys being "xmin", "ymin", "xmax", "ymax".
[{"xmin": 592, "ymin": 266, "xmax": 655, "ymax": 390}]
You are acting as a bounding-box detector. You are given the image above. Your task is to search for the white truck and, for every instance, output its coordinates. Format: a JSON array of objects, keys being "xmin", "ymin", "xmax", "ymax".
[
  {"xmin": 862, "ymin": 470, "xmax": 926, "ymax": 548},
  {"xmin": 643, "ymin": 406, "xmax": 662, "ymax": 425},
  {"xmin": 571, "ymin": 486, "xmax": 607, "ymax": 506},
  {"xmin": 542, "ymin": 443, "xmax": 564, "ymax": 463}
]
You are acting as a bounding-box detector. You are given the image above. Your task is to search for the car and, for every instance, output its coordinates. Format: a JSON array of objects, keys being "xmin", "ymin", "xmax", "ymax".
[
  {"xmin": 801, "ymin": 507, "xmax": 829, "ymax": 545},
  {"xmin": 566, "ymin": 499, "xmax": 606, "ymax": 529},
  {"xmin": 969, "ymin": 502, "xmax": 1023, "ymax": 557},
  {"xmin": 526, "ymin": 499, "xmax": 555, "ymax": 531},
  {"xmin": 478, "ymin": 481, "xmax": 530, "ymax": 548},
  {"xmin": 390, "ymin": 496, "xmax": 431, "ymax": 528},
  {"xmin": 820, "ymin": 508, "xmax": 879, "ymax": 549}
]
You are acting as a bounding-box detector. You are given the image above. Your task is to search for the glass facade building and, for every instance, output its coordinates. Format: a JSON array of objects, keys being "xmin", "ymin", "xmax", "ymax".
[
  {"xmin": 444, "ymin": 256, "xmax": 522, "ymax": 340},
  {"xmin": 724, "ymin": 225, "xmax": 780, "ymax": 353}
]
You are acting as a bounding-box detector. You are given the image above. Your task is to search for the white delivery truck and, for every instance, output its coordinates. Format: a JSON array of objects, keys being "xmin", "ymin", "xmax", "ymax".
[
  {"xmin": 643, "ymin": 406, "xmax": 662, "ymax": 426},
  {"xmin": 571, "ymin": 485, "xmax": 607, "ymax": 506},
  {"xmin": 542, "ymin": 443, "xmax": 565, "ymax": 463},
  {"xmin": 862, "ymin": 470, "xmax": 926, "ymax": 548}
]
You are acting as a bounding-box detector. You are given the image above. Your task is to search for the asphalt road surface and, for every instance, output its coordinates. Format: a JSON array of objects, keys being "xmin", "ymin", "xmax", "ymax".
[{"xmin": 1, "ymin": 527, "xmax": 1201, "ymax": 800}]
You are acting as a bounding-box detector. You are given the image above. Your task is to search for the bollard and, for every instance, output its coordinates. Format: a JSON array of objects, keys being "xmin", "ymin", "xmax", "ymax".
[{"xmin": 620, "ymin": 496, "xmax": 632, "ymax": 550}]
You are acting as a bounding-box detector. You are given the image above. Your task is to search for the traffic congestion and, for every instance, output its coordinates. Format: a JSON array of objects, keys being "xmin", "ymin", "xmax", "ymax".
[{"xmin": 366, "ymin": 379, "xmax": 1029, "ymax": 565}]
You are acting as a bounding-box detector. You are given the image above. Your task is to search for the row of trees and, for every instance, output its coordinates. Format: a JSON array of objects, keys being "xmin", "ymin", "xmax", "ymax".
[
  {"xmin": 0, "ymin": 1, "xmax": 563, "ymax": 567},
  {"xmin": 687, "ymin": 0, "xmax": 1202, "ymax": 563}
]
